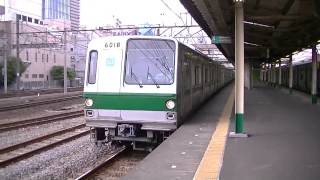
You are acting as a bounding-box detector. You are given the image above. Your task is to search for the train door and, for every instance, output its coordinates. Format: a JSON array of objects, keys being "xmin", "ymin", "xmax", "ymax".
[{"xmin": 96, "ymin": 49, "xmax": 123, "ymax": 117}]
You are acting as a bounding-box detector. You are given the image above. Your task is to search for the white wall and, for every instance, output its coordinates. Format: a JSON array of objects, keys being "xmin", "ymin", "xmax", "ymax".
[{"xmin": 1, "ymin": 0, "xmax": 42, "ymax": 21}]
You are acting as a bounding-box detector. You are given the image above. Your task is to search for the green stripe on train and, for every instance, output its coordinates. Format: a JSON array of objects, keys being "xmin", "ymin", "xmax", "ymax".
[{"xmin": 83, "ymin": 92, "xmax": 177, "ymax": 111}]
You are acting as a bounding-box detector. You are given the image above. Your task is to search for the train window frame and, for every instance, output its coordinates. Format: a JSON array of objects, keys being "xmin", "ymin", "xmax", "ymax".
[
  {"xmin": 194, "ymin": 65, "xmax": 202, "ymax": 86},
  {"xmin": 124, "ymin": 38, "xmax": 176, "ymax": 86},
  {"xmin": 183, "ymin": 58, "xmax": 191, "ymax": 90},
  {"xmin": 87, "ymin": 50, "xmax": 98, "ymax": 84},
  {"xmin": 205, "ymin": 67, "xmax": 209, "ymax": 84}
]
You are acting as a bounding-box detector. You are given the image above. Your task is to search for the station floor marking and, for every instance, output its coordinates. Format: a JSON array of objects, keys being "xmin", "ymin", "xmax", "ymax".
[{"xmin": 193, "ymin": 87, "xmax": 235, "ymax": 180}]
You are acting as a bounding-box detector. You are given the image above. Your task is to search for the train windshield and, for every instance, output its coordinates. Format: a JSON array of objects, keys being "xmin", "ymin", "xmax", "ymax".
[{"xmin": 125, "ymin": 39, "xmax": 176, "ymax": 86}]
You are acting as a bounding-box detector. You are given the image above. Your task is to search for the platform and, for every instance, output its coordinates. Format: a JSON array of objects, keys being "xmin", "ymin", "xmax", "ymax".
[
  {"xmin": 122, "ymin": 83, "xmax": 234, "ymax": 180},
  {"xmin": 220, "ymin": 85, "xmax": 320, "ymax": 180},
  {"xmin": 123, "ymin": 84, "xmax": 320, "ymax": 180}
]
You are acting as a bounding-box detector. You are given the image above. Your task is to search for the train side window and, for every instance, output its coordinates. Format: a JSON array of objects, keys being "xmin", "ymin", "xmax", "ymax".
[
  {"xmin": 195, "ymin": 65, "xmax": 201, "ymax": 86},
  {"xmin": 205, "ymin": 67, "xmax": 209, "ymax": 83},
  {"xmin": 88, "ymin": 50, "xmax": 98, "ymax": 84},
  {"xmin": 198, "ymin": 66, "xmax": 202, "ymax": 85},
  {"xmin": 192, "ymin": 66, "xmax": 196, "ymax": 87},
  {"xmin": 183, "ymin": 60, "xmax": 191, "ymax": 90}
]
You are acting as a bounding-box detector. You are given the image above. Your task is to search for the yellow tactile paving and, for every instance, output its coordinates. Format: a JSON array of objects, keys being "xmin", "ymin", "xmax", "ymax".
[{"xmin": 193, "ymin": 87, "xmax": 235, "ymax": 180}]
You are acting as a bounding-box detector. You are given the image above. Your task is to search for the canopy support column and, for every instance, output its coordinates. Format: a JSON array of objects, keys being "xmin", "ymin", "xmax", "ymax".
[
  {"xmin": 230, "ymin": 0, "xmax": 248, "ymax": 138},
  {"xmin": 311, "ymin": 45, "xmax": 318, "ymax": 104}
]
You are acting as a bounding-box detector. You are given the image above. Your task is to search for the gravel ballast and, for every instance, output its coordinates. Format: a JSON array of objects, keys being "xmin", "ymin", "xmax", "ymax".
[
  {"xmin": 0, "ymin": 135, "xmax": 119, "ymax": 180},
  {"xmin": 0, "ymin": 117, "xmax": 85, "ymax": 149}
]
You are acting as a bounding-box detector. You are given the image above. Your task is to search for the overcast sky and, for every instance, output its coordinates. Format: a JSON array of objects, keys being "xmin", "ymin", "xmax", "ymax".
[
  {"xmin": 79, "ymin": 0, "xmax": 319, "ymax": 63},
  {"xmin": 80, "ymin": 0, "xmax": 188, "ymax": 28}
]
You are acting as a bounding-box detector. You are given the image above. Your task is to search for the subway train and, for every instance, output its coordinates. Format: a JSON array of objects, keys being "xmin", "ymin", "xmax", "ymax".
[
  {"xmin": 274, "ymin": 61, "xmax": 320, "ymax": 94},
  {"xmin": 83, "ymin": 36, "xmax": 234, "ymax": 150}
]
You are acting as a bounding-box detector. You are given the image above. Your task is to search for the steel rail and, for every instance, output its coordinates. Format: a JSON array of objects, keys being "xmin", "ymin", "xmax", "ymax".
[
  {"xmin": 0, "ymin": 128, "xmax": 90, "ymax": 167},
  {"xmin": 75, "ymin": 146, "xmax": 128, "ymax": 180},
  {"xmin": 0, "ymin": 95, "xmax": 82, "ymax": 112},
  {"xmin": 0, "ymin": 123, "xmax": 85, "ymax": 154},
  {"xmin": 0, "ymin": 87, "xmax": 83, "ymax": 99},
  {"xmin": 0, "ymin": 110, "xmax": 83, "ymax": 133}
]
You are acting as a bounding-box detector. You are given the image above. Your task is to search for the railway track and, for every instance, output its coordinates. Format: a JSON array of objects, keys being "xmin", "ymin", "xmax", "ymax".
[
  {"xmin": 75, "ymin": 147, "xmax": 148, "ymax": 180},
  {"xmin": 0, "ymin": 110, "xmax": 83, "ymax": 133},
  {"xmin": 0, "ymin": 87, "xmax": 83, "ymax": 99},
  {"xmin": 75, "ymin": 146, "xmax": 128, "ymax": 180},
  {"xmin": 0, "ymin": 124, "xmax": 90, "ymax": 167},
  {"xmin": 0, "ymin": 95, "xmax": 82, "ymax": 112}
]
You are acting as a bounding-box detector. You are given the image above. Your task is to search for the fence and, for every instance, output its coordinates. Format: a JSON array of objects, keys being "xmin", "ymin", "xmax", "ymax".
[{"xmin": 20, "ymin": 79, "xmax": 82, "ymax": 90}]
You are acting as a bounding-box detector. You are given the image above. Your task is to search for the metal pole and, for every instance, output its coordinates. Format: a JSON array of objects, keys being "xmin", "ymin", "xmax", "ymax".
[
  {"xmin": 64, "ymin": 28, "xmax": 67, "ymax": 94},
  {"xmin": 234, "ymin": 1, "xmax": 245, "ymax": 134},
  {"xmin": 266, "ymin": 68, "xmax": 268, "ymax": 83},
  {"xmin": 278, "ymin": 60, "xmax": 282, "ymax": 87},
  {"xmin": 272, "ymin": 63, "xmax": 277, "ymax": 87},
  {"xmin": 262, "ymin": 69, "xmax": 265, "ymax": 82},
  {"xmin": 271, "ymin": 64, "xmax": 273, "ymax": 85},
  {"xmin": 250, "ymin": 63, "xmax": 253, "ymax": 89},
  {"xmin": 311, "ymin": 45, "xmax": 317, "ymax": 104},
  {"xmin": 16, "ymin": 17, "xmax": 20, "ymax": 90},
  {"xmin": 269, "ymin": 64, "xmax": 271, "ymax": 84},
  {"xmin": 289, "ymin": 54, "xmax": 293, "ymax": 94},
  {"xmin": 4, "ymin": 44, "xmax": 7, "ymax": 94}
]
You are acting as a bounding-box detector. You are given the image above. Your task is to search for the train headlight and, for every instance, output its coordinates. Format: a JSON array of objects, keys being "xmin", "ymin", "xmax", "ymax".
[
  {"xmin": 85, "ymin": 98, "xmax": 93, "ymax": 107},
  {"xmin": 166, "ymin": 100, "xmax": 175, "ymax": 110}
]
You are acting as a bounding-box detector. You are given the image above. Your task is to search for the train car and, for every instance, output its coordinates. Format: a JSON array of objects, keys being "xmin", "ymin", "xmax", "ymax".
[
  {"xmin": 83, "ymin": 36, "xmax": 233, "ymax": 150},
  {"xmin": 281, "ymin": 61, "xmax": 320, "ymax": 94}
]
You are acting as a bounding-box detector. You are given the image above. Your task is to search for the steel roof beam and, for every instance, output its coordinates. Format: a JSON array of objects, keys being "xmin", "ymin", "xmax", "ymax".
[{"xmin": 247, "ymin": 15, "xmax": 309, "ymax": 21}]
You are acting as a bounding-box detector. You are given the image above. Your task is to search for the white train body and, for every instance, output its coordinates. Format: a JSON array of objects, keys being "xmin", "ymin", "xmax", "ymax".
[{"xmin": 83, "ymin": 36, "xmax": 233, "ymax": 149}]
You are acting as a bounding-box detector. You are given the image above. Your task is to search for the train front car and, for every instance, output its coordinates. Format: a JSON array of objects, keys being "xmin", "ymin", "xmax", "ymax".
[{"xmin": 83, "ymin": 36, "xmax": 178, "ymax": 150}]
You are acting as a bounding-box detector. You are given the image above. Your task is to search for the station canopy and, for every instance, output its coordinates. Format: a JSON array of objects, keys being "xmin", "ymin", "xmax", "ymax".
[{"xmin": 180, "ymin": 0, "xmax": 320, "ymax": 66}]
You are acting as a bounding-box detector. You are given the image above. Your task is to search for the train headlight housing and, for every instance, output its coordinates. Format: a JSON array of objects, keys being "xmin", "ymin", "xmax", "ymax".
[
  {"xmin": 166, "ymin": 100, "xmax": 175, "ymax": 110},
  {"xmin": 85, "ymin": 98, "xmax": 93, "ymax": 107}
]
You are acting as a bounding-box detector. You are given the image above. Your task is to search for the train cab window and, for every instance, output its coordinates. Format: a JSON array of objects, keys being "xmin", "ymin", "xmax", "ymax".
[
  {"xmin": 88, "ymin": 51, "xmax": 98, "ymax": 84},
  {"xmin": 125, "ymin": 39, "xmax": 176, "ymax": 85}
]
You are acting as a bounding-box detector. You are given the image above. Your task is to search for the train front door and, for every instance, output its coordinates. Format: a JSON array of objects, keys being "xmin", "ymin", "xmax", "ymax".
[{"xmin": 96, "ymin": 49, "xmax": 123, "ymax": 118}]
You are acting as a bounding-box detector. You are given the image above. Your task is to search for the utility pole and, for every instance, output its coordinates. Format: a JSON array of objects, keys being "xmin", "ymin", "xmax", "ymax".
[
  {"xmin": 16, "ymin": 16, "xmax": 20, "ymax": 90},
  {"xmin": 4, "ymin": 42, "xmax": 7, "ymax": 94},
  {"xmin": 64, "ymin": 28, "xmax": 67, "ymax": 94}
]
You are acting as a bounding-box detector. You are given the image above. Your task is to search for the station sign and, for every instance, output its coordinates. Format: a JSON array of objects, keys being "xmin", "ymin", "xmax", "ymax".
[
  {"xmin": 211, "ymin": 35, "xmax": 232, "ymax": 44},
  {"xmin": 112, "ymin": 29, "xmax": 137, "ymax": 36}
]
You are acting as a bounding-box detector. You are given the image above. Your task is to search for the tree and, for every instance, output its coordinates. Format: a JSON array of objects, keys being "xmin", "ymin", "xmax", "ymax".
[
  {"xmin": 50, "ymin": 65, "xmax": 76, "ymax": 80},
  {"xmin": 67, "ymin": 68, "xmax": 76, "ymax": 80},
  {"xmin": 0, "ymin": 56, "xmax": 27, "ymax": 88}
]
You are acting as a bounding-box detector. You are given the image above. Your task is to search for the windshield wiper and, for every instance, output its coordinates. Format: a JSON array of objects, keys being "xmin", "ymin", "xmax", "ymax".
[
  {"xmin": 130, "ymin": 67, "xmax": 143, "ymax": 88},
  {"xmin": 155, "ymin": 57, "xmax": 174, "ymax": 80},
  {"xmin": 147, "ymin": 66, "xmax": 160, "ymax": 88}
]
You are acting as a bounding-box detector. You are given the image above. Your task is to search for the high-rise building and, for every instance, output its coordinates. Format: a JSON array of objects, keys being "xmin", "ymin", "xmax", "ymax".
[
  {"xmin": 41, "ymin": 0, "xmax": 79, "ymax": 30},
  {"xmin": 42, "ymin": 0, "xmax": 70, "ymax": 29},
  {"xmin": 42, "ymin": 0, "xmax": 70, "ymax": 20},
  {"xmin": 70, "ymin": 0, "xmax": 80, "ymax": 30}
]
